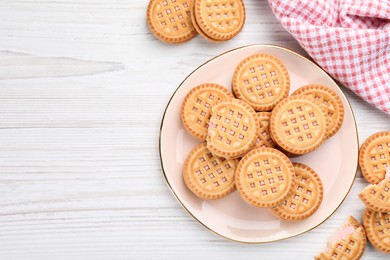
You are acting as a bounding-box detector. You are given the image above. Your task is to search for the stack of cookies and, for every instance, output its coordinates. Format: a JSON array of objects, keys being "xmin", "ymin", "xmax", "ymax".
[
  {"xmin": 358, "ymin": 131, "xmax": 390, "ymax": 254},
  {"xmin": 180, "ymin": 53, "xmax": 346, "ymax": 221},
  {"xmin": 146, "ymin": 0, "xmax": 246, "ymax": 44},
  {"xmin": 315, "ymin": 132, "xmax": 390, "ymax": 258}
]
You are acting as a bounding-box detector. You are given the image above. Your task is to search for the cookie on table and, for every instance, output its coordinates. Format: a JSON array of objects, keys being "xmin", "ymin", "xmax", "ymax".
[
  {"xmin": 359, "ymin": 167, "xmax": 390, "ymax": 212},
  {"xmin": 359, "ymin": 131, "xmax": 390, "ymax": 184},
  {"xmin": 292, "ymin": 84, "xmax": 344, "ymax": 138},
  {"xmin": 181, "ymin": 83, "xmax": 233, "ymax": 140},
  {"xmin": 363, "ymin": 208, "xmax": 390, "ymax": 254},
  {"xmin": 183, "ymin": 142, "xmax": 238, "ymax": 200},
  {"xmin": 270, "ymin": 95, "xmax": 328, "ymax": 155},
  {"xmin": 192, "ymin": 0, "xmax": 245, "ymax": 42},
  {"xmin": 272, "ymin": 162, "xmax": 323, "ymax": 220},
  {"xmin": 232, "ymin": 53, "xmax": 290, "ymax": 111},
  {"xmin": 253, "ymin": 112, "xmax": 275, "ymax": 149},
  {"xmin": 315, "ymin": 216, "xmax": 366, "ymax": 260},
  {"xmin": 235, "ymin": 147, "xmax": 295, "ymax": 208},
  {"xmin": 207, "ymin": 98, "xmax": 257, "ymax": 159},
  {"xmin": 147, "ymin": 0, "xmax": 197, "ymax": 44}
]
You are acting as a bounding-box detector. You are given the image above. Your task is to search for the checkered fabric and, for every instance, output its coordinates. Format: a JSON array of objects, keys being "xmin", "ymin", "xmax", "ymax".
[{"xmin": 268, "ymin": 0, "xmax": 390, "ymax": 114}]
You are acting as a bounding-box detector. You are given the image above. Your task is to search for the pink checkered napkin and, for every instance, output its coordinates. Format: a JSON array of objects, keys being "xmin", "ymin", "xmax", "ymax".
[{"xmin": 268, "ymin": 0, "xmax": 390, "ymax": 114}]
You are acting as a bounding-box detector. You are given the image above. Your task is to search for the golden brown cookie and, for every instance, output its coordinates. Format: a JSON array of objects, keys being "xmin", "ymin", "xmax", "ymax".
[
  {"xmin": 359, "ymin": 167, "xmax": 390, "ymax": 212},
  {"xmin": 253, "ymin": 112, "xmax": 275, "ymax": 149},
  {"xmin": 147, "ymin": 0, "xmax": 197, "ymax": 44},
  {"xmin": 272, "ymin": 163, "xmax": 323, "ymax": 220},
  {"xmin": 190, "ymin": 0, "xmax": 218, "ymax": 42},
  {"xmin": 270, "ymin": 95, "xmax": 328, "ymax": 155},
  {"xmin": 315, "ymin": 216, "xmax": 366, "ymax": 260},
  {"xmin": 363, "ymin": 208, "xmax": 390, "ymax": 254},
  {"xmin": 183, "ymin": 142, "xmax": 238, "ymax": 199},
  {"xmin": 207, "ymin": 98, "xmax": 257, "ymax": 159},
  {"xmin": 292, "ymin": 84, "xmax": 344, "ymax": 138},
  {"xmin": 181, "ymin": 83, "xmax": 233, "ymax": 140},
  {"xmin": 193, "ymin": 0, "xmax": 245, "ymax": 41},
  {"xmin": 235, "ymin": 147, "xmax": 295, "ymax": 207},
  {"xmin": 232, "ymin": 53, "xmax": 290, "ymax": 111},
  {"xmin": 359, "ymin": 131, "xmax": 390, "ymax": 184}
]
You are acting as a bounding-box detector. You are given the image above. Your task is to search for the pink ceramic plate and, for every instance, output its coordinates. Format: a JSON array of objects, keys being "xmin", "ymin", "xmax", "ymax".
[{"xmin": 159, "ymin": 45, "xmax": 358, "ymax": 243}]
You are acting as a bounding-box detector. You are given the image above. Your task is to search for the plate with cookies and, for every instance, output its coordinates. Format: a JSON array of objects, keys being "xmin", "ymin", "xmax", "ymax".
[{"xmin": 159, "ymin": 44, "xmax": 358, "ymax": 243}]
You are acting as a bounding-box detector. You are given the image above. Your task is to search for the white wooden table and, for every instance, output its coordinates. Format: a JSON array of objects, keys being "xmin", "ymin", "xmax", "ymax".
[{"xmin": 0, "ymin": 0, "xmax": 389, "ymax": 259}]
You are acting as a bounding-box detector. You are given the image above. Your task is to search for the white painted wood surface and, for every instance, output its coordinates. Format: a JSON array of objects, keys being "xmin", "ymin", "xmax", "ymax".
[{"xmin": 0, "ymin": 0, "xmax": 389, "ymax": 259}]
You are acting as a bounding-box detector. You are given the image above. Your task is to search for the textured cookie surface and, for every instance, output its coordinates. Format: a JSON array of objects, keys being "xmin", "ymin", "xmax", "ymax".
[
  {"xmin": 270, "ymin": 95, "xmax": 328, "ymax": 155},
  {"xmin": 272, "ymin": 163, "xmax": 323, "ymax": 220},
  {"xmin": 207, "ymin": 98, "xmax": 257, "ymax": 159},
  {"xmin": 194, "ymin": 0, "xmax": 245, "ymax": 41},
  {"xmin": 359, "ymin": 131, "xmax": 390, "ymax": 184},
  {"xmin": 359, "ymin": 168, "xmax": 390, "ymax": 212},
  {"xmin": 147, "ymin": 0, "xmax": 197, "ymax": 43},
  {"xmin": 181, "ymin": 83, "xmax": 233, "ymax": 139},
  {"xmin": 235, "ymin": 147, "xmax": 295, "ymax": 207},
  {"xmin": 253, "ymin": 112, "xmax": 275, "ymax": 149},
  {"xmin": 315, "ymin": 216, "xmax": 366, "ymax": 260},
  {"xmin": 183, "ymin": 142, "xmax": 238, "ymax": 199},
  {"xmin": 232, "ymin": 53, "xmax": 290, "ymax": 111},
  {"xmin": 363, "ymin": 209, "xmax": 390, "ymax": 254},
  {"xmin": 292, "ymin": 84, "xmax": 344, "ymax": 138}
]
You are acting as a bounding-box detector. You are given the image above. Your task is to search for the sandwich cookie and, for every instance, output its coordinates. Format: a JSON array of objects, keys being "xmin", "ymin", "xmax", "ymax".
[
  {"xmin": 235, "ymin": 147, "xmax": 295, "ymax": 208},
  {"xmin": 181, "ymin": 83, "xmax": 233, "ymax": 140},
  {"xmin": 232, "ymin": 53, "xmax": 290, "ymax": 111},
  {"xmin": 272, "ymin": 163, "xmax": 323, "ymax": 220},
  {"xmin": 183, "ymin": 142, "xmax": 238, "ymax": 199},
  {"xmin": 315, "ymin": 216, "xmax": 366, "ymax": 260},
  {"xmin": 207, "ymin": 98, "xmax": 257, "ymax": 159},
  {"xmin": 359, "ymin": 131, "xmax": 390, "ymax": 184},
  {"xmin": 292, "ymin": 84, "xmax": 344, "ymax": 138},
  {"xmin": 147, "ymin": 0, "xmax": 197, "ymax": 44},
  {"xmin": 270, "ymin": 95, "xmax": 328, "ymax": 155}
]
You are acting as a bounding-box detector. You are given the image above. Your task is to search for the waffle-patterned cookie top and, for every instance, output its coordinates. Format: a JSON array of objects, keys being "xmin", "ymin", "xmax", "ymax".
[
  {"xmin": 315, "ymin": 216, "xmax": 366, "ymax": 260},
  {"xmin": 147, "ymin": 0, "xmax": 197, "ymax": 43},
  {"xmin": 183, "ymin": 142, "xmax": 237, "ymax": 199},
  {"xmin": 363, "ymin": 209, "xmax": 390, "ymax": 254},
  {"xmin": 272, "ymin": 163, "xmax": 323, "ymax": 220},
  {"xmin": 235, "ymin": 147, "xmax": 295, "ymax": 207},
  {"xmin": 194, "ymin": 0, "xmax": 245, "ymax": 41},
  {"xmin": 359, "ymin": 177, "xmax": 390, "ymax": 212},
  {"xmin": 359, "ymin": 131, "xmax": 390, "ymax": 184},
  {"xmin": 233, "ymin": 53, "xmax": 290, "ymax": 111},
  {"xmin": 270, "ymin": 95, "xmax": 328, "ymax": 155},
  {"xmin": 181, "ymin": 83, "xmax": 233, "ymax": 140},
  {"xmin": 253, "ymin": 112, "xmax": 275, "ymax": 149},
  {"xmin": 293, "ymin": 84, "xmax": 344, "ymax": 138},
  {"xmin": 207, "ymin": 98, "xmax": 257, "ymax": 159}
]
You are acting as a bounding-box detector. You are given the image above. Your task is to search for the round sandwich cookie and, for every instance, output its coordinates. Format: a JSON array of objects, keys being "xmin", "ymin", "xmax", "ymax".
[
  {"xmin": 207, "ymin": 98, "xmax": 257, "ymax": 159},
  {"xmin": 183, "ymin": 142, "xmax": 238, "ymax": 200},
  {"xmin": 232, "ymin": 53, "xmax": 290, "ymax": 111},
  {"xmin": 363, "ymin": 208, "xmax": 390, "ymax": 254},
  {"xmin": 270, "ymin": 95, "xmax": 328, "ymax": 155},
  {"xmin": 359, "ymin": 167, "xmax": 390, "ymax": 213},
  {"xmin": 235, "ymin": 147, "xmax": 295, "ymax": 208},
  {"xmin": 272, "ymin": 162, "xmax": 323, "ymax": 220},
  {"xmin": 315, "ymin": 216, "xmax": 366, "ymax": 260},
  {"xmin": 181, "ymin": 83, "xmax": 233, "ymax": 140},
  {"xmin": 253, "ymin": 112, "xmax": 275, "ymax": 149},
  {"xmin": 193, "ymin": 0, "xmax": 245, "ymax": 41},
  {"xmin": 359, "ymin": 131, "xmax": 390, "ymax": 184},
  {"xmin": 147, "ymin": 0, "xmax": 197, "ymax": 44},
  {"xmin": 292, "ymin": 84, "xmax": 344, "ymax": 138}
]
